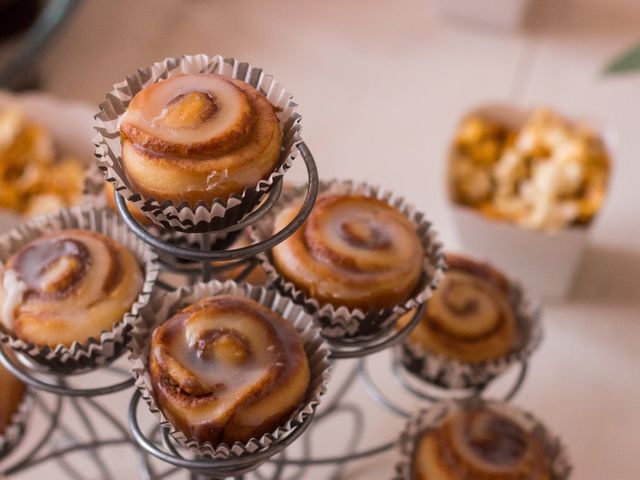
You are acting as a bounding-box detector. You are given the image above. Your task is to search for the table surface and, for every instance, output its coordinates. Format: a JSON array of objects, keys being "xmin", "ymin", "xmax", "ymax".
[{"xmin": 2, "ymin": 0, "xmax": 639, "ymax": 478}]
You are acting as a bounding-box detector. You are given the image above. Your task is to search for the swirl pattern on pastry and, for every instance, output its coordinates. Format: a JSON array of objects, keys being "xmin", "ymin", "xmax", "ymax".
[
  {"xmin": 0, "ymin": 229, "xmax": 143, "ymax": 348},
  {"xmin": 149, "ymin": 295, "xmax": 310, "ymax": 444},
  {"xmin": 271, "ymin": 194, "xmax": 424, "ymax": 311},
  {"xmin": 120, "ymin": 73, "xmax": 282, "ymax": 205},
  {"xmin": 414, "ymin": 406, "xmax": 552, "ymax": 480},
  {"xmin": 401, "ymin": 255, "xmax": 516, "ymax": 363},
  {"xmin": 0, "ymin": 363, "xmax": 25, "ymax": 435}
]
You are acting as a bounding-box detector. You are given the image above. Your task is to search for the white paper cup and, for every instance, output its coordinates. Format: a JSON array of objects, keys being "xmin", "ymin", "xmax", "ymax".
[{"xmin": 447, "ymin": 103, "xmax": 612, "ymax": 301}]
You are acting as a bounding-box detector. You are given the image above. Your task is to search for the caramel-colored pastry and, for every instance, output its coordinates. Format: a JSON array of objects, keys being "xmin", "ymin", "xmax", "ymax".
[
  {"xmin": 450, "ymin": 108, "xmax": 610, "ymax": 230},
  {"xmin": 150, "ymin": 295, "xmax": 310, "ymax": 444},
  {"xmin": 414, "ymin": 405, "xmax": 552, "ymax": 480},
  {"xmin": 0, "ymin": 363, "xmax": 25, "ymax": 435},
  {"xmin": 0, "ymin": 107, "xmax": 83, "ymax": 216},
  {"xmin": 0, "ymin": 229, "xmax": 143, "ymax": 347},
  {"xmin": 103, "ymin": 181, "xmax": 152, "ymax": 226},
  {"xmin": 399, "ymin": 254, "xmax": 517, "ymax": 363},
  {"xmin": 119, "ymin": 73, "xmax": 282, "ymax": 206},
  {"xmin": 271, "ymin": 193, "xmax": 424, "ymax": 311}
]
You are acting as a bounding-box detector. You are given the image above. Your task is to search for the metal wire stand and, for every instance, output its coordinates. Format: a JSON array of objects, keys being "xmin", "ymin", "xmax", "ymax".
[{"xmin": 0, "ymin": 141, "xmax": 529, "ymax": 479}]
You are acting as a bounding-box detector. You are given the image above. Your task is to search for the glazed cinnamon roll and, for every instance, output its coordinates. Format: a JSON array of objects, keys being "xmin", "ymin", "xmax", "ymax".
[
  {"xmin": 0, "ymin": 363, "xmax": 25, "ymax": 435},
  {"xmin": 400, "ymin": 254, "xmax": 517, "ymax": 363},
  {"xmin": 119, "ymin": 73, "xmax": 282, "ymax": 206},
  {"xmin": 414, "ymin": 405, "xmax": 552, "ymax": 479},
  {"xmin": 0, "ymin": 229, "xmax": 143, "ymax": 348},
  {"xmin": 149, "ymin": 295, "xmax": 310, "ymax": 444},
  {"xmin": 271, "ymin": 194, "xmax": 424, "ymax": 311}
]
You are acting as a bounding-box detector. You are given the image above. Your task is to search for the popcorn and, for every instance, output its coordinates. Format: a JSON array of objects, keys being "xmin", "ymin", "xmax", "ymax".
[
  {"xmin": 450, "ymin": 109, "xmax": 609, "ymax": 230},
  {"xmin": 0, "ymin": 107, "xmax": 83, "ymax": 217}
]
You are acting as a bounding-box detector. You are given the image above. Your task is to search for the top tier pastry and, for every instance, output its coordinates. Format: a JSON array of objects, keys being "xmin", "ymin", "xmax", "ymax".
[{"xmin": 119, "ymin": 73, "xmax": 282, "ymax": 206}]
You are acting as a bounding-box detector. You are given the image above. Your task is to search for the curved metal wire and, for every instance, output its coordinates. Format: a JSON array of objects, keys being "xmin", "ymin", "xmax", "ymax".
[
  {"xmin": 328, "ymin": 302, "xmax": 427, "ymax": 360},
  {"xmin": 390, "ymin": 355, "xmax": 529, "ymax": 403},
  {"xmin": 114, "ymin": 142, "xmax": 319, "ymax": 262},
  {"xmin": 359, "ymin": 352, "xmax": 530, "ymax": 418},
  {"xmin": 128, "ymin": 390, "xmax": 316, "ymax": 478},
  {"xmin": 0, "ymin": 345, "xmax": 134, "ymax": 396}
]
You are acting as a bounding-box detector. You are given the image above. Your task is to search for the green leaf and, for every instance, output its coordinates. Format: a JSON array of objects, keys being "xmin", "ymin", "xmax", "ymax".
[{"xmin": 605, "ymin": 43, "xmax": 640, "ymax": 75}]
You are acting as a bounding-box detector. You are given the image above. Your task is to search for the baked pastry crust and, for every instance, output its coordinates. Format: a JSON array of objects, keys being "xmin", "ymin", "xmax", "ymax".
[
  {"xmin": 0, "ymin": 363, "xmax": 25, "ymax": 436},
  {"xmin": 271, "ymin": 194, "xmax": 424, "ymax": 311},
  {"xmin": 0, "ymin": 229, "xmax": 143, "ymax": 348},
  {"xmin": 400, "ymin": 254, "xmax": 517, "ymax": 363},
  {"xmin": 149, "ymin": 295, "xmax": 310, "ymax": 444},
  {"xmin": 119, "ymin": 73, "xmax": 282, "ymax": 206},
  {"xmin": 414, "ymin": 405, "xmax": 552, "ymax": 480},
  {"xmin": 103, "ymin": 181, "xmax": 152, "ymax": 226}
]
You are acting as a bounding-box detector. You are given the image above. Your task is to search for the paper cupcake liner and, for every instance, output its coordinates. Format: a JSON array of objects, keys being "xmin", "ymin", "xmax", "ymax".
[
  {"xmin": 251, "ymin": 179, "xmax": 447, "ymax": 340},
  {"xmin": 83, "ymin": 165, "xmax": 230, "ymax": 251},
  {"xmin": 0, "ymin": 390, "xmax": 31, "ymax": 460},
  {"xmin": 128, "ymin": 279, "xmax": 331, "ymax": 460},
  {"xmin": 397, "ymin": 279, "xmax": 542, "ymax": 390},
  {"xmin": 0, "ymin": 207, "xmax": 159, "ymax": 374},
  {"xmin": 394, "ymin": 399, "xmax": 572, "ymax": 480},
  {"xmin": 94, "ymin": 53, "xmax": 302, "ymax": 233}
]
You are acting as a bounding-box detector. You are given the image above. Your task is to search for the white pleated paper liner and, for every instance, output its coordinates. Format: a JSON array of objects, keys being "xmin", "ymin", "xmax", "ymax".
[
  {"xmin": 128, "ymin": 280, "xmax": 331, "ymax": 460},
  {"xmin": 394, "ymin": 399, "xmax": 572, "ymax": 480},
  {"xmin": 252, "ymin": 180, "xmax": 447, "ymax": 340},
  {"xmin": 0, "ymin": 207, "xmax": 159, "ymax": 374},
  {"xmin": 397, "ymin": 280, "xmax": 542, "ymax": 390},
  {"xmin": 94, "ymin": 53, "xmax": 302, "ymax": 233},
  {"xmin": 82, "ymin": 164, "xmax": 230, "ymax": 250},
  {"xmin": 0, "ymin": 389, "xmax": 31, "ymax": 460}
]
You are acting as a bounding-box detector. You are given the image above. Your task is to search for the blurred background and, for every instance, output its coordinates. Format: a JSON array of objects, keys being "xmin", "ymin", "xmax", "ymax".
[
  {"xmin": 3, "ymin": 0, "xmax": 639, "ymax": 253},
  {"xmin": 0, "ymin": 0, "xmax": 639, "ymax": 478}
]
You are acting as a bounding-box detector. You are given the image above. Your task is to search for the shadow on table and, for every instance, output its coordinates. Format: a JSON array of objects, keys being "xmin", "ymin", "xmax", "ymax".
[{"xmin": 569, "ymin": 244, "xmax": 640, "ymax": 306}]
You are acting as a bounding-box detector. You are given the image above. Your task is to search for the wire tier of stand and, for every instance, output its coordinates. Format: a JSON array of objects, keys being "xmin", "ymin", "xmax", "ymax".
[{"xmin": 0, "ymin": 141, "xmax": 529, "ymax": 480}]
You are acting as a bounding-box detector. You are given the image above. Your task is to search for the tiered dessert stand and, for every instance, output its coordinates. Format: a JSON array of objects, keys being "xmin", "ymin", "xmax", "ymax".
[{"xmin": 0, "ymin": 141, "xmax": 530, "ymax": 479}]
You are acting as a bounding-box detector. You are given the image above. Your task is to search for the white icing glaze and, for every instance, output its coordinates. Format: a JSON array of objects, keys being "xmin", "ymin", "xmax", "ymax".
[
  {"xmin": 0, "ymin": 269, "xmax": 28, "ymax": 330},
  {"xmin": 122, "ymin": 74, "xmax": 249, "ymax": 146},
  {"xmin": 167, "ymin": 310, "xmax": 280, "ymax": 426}
]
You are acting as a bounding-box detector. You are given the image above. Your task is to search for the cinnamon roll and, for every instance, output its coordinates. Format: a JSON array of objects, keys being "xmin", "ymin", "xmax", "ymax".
[
  {"xmin": 271, "ymin": 194, "xmax": 424, "ymax": 311},
  {"xmin": 149, "ymin": 295, "xmax": 310, "ymax": 444},
  {"xmin": 414, "ymin": 404, "xmax": 552, "ymax": 479},
  {"xmin": 0, "ymin": 363, "xmax": 25, "ymax": 436},
  {"xmin": 399, "ymin": 254, "xmax": 517, "ymax": 363},
  {"xmin": 119, "ymin": 73, "xmax": 282, "ymax": 206},
  {"xmin": 0, "ymin": 229, "xmax": 143, "ymax": 348}
]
